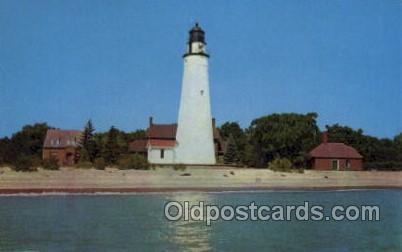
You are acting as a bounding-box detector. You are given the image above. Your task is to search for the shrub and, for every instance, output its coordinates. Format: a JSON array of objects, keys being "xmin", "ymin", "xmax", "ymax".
[
  {"xmin": 12, "ymin": 156, "xmax": 35, "ymax": 172},
  {"xmin": 31, "ymin": 156, "xmax": 44, "ymax": 168},
  {"xmin": 173, "ymin": 163, "xmax": 186, "ymax": 171},
  {"xmin": 267, "ymin": 157, "xmax": 294, "ymax": 172},
  {"xmin": 94, "ymin": 157, "xmax": 106, "ymax": 170},
  {"xmin": 75, "ymin": 161, "xmax": 93, "ymax": 169},
  {"xmin": 118, "ymin": 154, "xmax": 149, "ymax": 170},
  {"xmin": 78, "ymin": 148, "xmax": 91, "ymax": 163},
  {"xmin": 42, "ymin": 156, "xmax": 60, "ymax": 170},
  {"xmin": 364, "ymin": 161, "xmax": 402, "ymax": 171}
]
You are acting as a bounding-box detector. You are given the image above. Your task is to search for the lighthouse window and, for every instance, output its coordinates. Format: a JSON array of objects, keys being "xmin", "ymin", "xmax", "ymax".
[
  {"xmin": 200, "ymin": 90, "xmax": 204, "ymax": 96},
  {"xmin": 160, "ymin": 149, "xmax": 165, "ymax": 159}
]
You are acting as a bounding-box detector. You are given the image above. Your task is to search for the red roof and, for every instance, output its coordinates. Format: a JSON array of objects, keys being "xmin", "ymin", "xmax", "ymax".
[
  {"xmin": 148, "ymin": 139, "xmax": 176, "ymax": 147},
  {"xmin": 147, "ymin": 123, "xmax": 221, "ymax": 140},
  {"xmin": 310, "ymin": 143, "xmax": 363, "ymax": 159},
  {"xmin": 128, "ymin": 139, "xmax": 148, "ymax": 152},
  {"xmin": 43, "ymin": 129, "xmax": 82, "ymax": 148},
  {"xmin": 147, "ymin": 124, "xmax": 177, "ymax": 139}
]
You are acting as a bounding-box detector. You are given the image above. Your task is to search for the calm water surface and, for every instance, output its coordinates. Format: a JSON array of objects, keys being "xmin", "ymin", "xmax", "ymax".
[{"xmin": 0, "ymin": 190, "xmax": 401, "ymax": 251}]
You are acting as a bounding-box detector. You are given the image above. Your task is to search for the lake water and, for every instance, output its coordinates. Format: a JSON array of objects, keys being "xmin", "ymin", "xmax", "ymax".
[{"xmin": 0, "ymin": 190, "xmax": 401, "ymax": 251}]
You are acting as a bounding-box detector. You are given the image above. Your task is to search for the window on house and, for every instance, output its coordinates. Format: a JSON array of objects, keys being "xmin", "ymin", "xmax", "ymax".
[
  {"xmin": 346, "ymin": 160, "xmax": 351, "ymax": 170},
  {"xmin": 332, "ymin": 160, "xmax": 339, "ymax": 170},
  {"xmin": 160, "ymin": 149, "xmax": 165, "ymax": 159}
]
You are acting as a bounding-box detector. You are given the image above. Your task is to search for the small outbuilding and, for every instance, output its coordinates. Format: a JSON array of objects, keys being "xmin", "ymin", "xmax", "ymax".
[{"xmin": 309, "ymin": 132, "xmax": 363, "ymax": 171}]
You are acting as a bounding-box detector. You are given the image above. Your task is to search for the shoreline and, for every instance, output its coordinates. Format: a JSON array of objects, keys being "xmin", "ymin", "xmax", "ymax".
[
  {"xmin": 1, "ymin": 166, "xmax": 401, "ymax": 195},
  {"xmin": 0, "ymin": 185, "xmax": 401, "ymax": 195}
]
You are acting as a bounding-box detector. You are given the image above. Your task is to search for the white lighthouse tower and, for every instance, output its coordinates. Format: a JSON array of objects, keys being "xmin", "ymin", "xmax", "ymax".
[{"xmin": 174, "ymin": 23, "xmax": 216, "ymax": 164}]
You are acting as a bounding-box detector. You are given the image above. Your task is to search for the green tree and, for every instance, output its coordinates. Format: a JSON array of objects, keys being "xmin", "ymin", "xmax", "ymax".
[
  {"xmin": 223, "ymin": 134, "xmax": 240, "ymax": 164},
  {"xmin": 219, "ymin": 122, "xmax": 247, "ymax": 161},
  {"xmin": 242, "ymin": 142, "xmax": 260, "ymax": 167},
  {"xmin": 118, "ymin": 154, "xmax": 149, "ymax": 170},
  {"xmin": 94, "ymin": 128, "xmax": 143, "ymax": 157},
  {"xmin": 248, "ymin": 113, "xmax": 320, "ymax": 167},
  {"xmin": 0, "ymin": 137, "xmax": 11, "ymax": 164},
  {"xmin": 10, "ymin": 123, "xmax": 50, "ymax": 159},
  {"xmin": 394, "ymin": 133, "xmax": 402, "ymax": 161},
  {"xmin": 79, "ymin": 120, "xmax": 98, "ymax": 162},
  {"xmin": 0, "ymin": 123, "xmax": 50, "ymax": 166},
  {"xmin": 394, "ymin": 133, "xmax": 402, "ymax": 145},
  {"xmin": 125, "ymin": 129, "xmax": 146, "ymax": 143},
  {"xmin": 220, "ymin": 122, "xmax": 245, "ymax": 143},
  {"xmin": 103, "ymin": 126, "xmax": 120, "ymax": 164},
  {"xmin": 327, "ymin": 124, "xmax": 382, "ymax": 162}
]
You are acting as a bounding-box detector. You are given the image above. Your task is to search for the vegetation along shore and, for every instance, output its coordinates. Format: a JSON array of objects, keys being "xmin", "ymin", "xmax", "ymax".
[{"xmin": 1, "ymin": 113, "xmax": 401, "ymax": 176}]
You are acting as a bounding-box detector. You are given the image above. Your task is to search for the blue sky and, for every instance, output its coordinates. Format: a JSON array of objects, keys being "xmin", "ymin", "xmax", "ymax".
[{"xmin": 0, "ymin": 0, "xmax": 400, "ymax": 138}]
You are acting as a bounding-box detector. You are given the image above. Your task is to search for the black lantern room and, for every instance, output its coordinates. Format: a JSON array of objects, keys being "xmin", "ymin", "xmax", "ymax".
[
  {"xmin": 189, "ymin": 23, "xmax": 206, "ymax": 44},
  {"xmin": 184, "ymin": 23, "xmax": 209, "ymax": 58}
]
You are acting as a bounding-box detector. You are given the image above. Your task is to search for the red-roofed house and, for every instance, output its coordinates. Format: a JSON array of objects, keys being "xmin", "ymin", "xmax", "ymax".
[
  {"xmin": 309, "ymin": 132, "xmax": 363, "ymax": 170},
  {"xmin": 42, "ymin": 129, "xmax": 82, "ymax": 166},
  {"xmin": 129, "ymin": 117, "xmax": 225, "ymax": 164}
]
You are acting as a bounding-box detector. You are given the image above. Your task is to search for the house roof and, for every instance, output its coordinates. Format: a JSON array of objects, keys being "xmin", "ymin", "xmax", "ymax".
[
  {"xmin": 147, "ymin": 123, "xmax": 221, "ymax": 140},
  {"xmin": 128, "ymin": 139, "xmax": 176, "ymax": 152},
  {"xmin": 147, "ymin": 124, "xmax": 177, "ymax": 139},
  {"xmin": 128, "ymin": 139, "xmax": 148, "ymax": 152},
  {"xmin": 148, "ymin": 139, "xmax": 176, "ymax": 148},
  {"xmin": 309, "ymin": 143, "xmax": 363, "ymax": 159},
  {"xmin": 43, "ymin": 129, "xmax": 82, "ymax": 148}
]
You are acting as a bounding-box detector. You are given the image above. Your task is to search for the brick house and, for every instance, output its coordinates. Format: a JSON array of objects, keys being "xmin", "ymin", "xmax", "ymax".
[
  {"xmin": 309, "ymin": 132, "xmax": 363, "ymax": 171},
  {"xmin": 129, "ymin": 117, "xmax": 225, "ymax": 164},
  {"xmin": 42, "ymin": 129, "xmax": 82, "ymax": 166}
]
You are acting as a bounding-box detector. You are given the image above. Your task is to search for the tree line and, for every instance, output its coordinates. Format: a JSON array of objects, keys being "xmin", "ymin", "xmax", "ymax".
[
  {"xmin": 0, "ymin": 113, "xmax": 401, "ymax": 171},
  {"xmin": 0, "ymin": 120, "xmax": 146, "ymax": 171},
  {"xmin": 220, "ymin": 113, "xmax": 402, "ymax": 170}
]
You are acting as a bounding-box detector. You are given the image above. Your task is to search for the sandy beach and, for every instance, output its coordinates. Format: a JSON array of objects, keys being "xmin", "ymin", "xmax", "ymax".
[{"xmin": 0, "ymin": 166, "xmax": 401, "ymax": 194}]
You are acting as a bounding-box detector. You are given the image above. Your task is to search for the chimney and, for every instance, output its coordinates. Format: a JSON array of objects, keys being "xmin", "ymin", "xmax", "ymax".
[
  {"xmin": 321, "ymin": 131, "xmax": 328, "ymax": 144},
  {"xmin": 212, "ymin": 118, "xmax": 216, "ymax": 129},
  {"xmin": 149, "ymin": 116, "xmax": 153, "ymax": 127}
]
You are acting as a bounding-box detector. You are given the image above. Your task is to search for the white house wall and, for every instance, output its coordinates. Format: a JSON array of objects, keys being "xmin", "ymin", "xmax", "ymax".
[{"xmin": 148, "ymin": 147, "xmax": 175, "ymax": 164}]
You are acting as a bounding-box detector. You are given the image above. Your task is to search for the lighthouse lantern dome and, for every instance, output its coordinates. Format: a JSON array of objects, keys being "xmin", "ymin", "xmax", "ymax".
[{"xmin": 189, "ymin": 23, "xmax": 205, "ymax": 44}]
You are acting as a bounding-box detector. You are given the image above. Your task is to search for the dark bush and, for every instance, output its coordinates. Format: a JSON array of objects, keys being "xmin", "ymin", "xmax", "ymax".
[
  {"xmin": 94, "ymin": 157, "xmax": 106, "ymax": 170},
  {"xmin": 12, "ymin": 156, "xmax": 36, "ymax": 172},
  {"xmin": 31, "ymin": 156, "xmax": 44, "ymax": 168},
  {"xmin": 75, "ymin": 161, "xmax": 93, "ymax": 169},
  {"xmin": 42, "ymin": 156, "xmax": 60, "ymax": 170},
  {"xmin": 267, "ymin": 157, "xmax": 294, "ymax": 172},
  {"xmin": 118, "ymin": 154, "xmax": 149, "ymax": 170},
  {"xmin": 173, "ymin": 163, "xmax": 186, "ymax": 171},
  {"xmin": 364, "ymin": 161, "xmax": 402, "ymax": 171}
]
